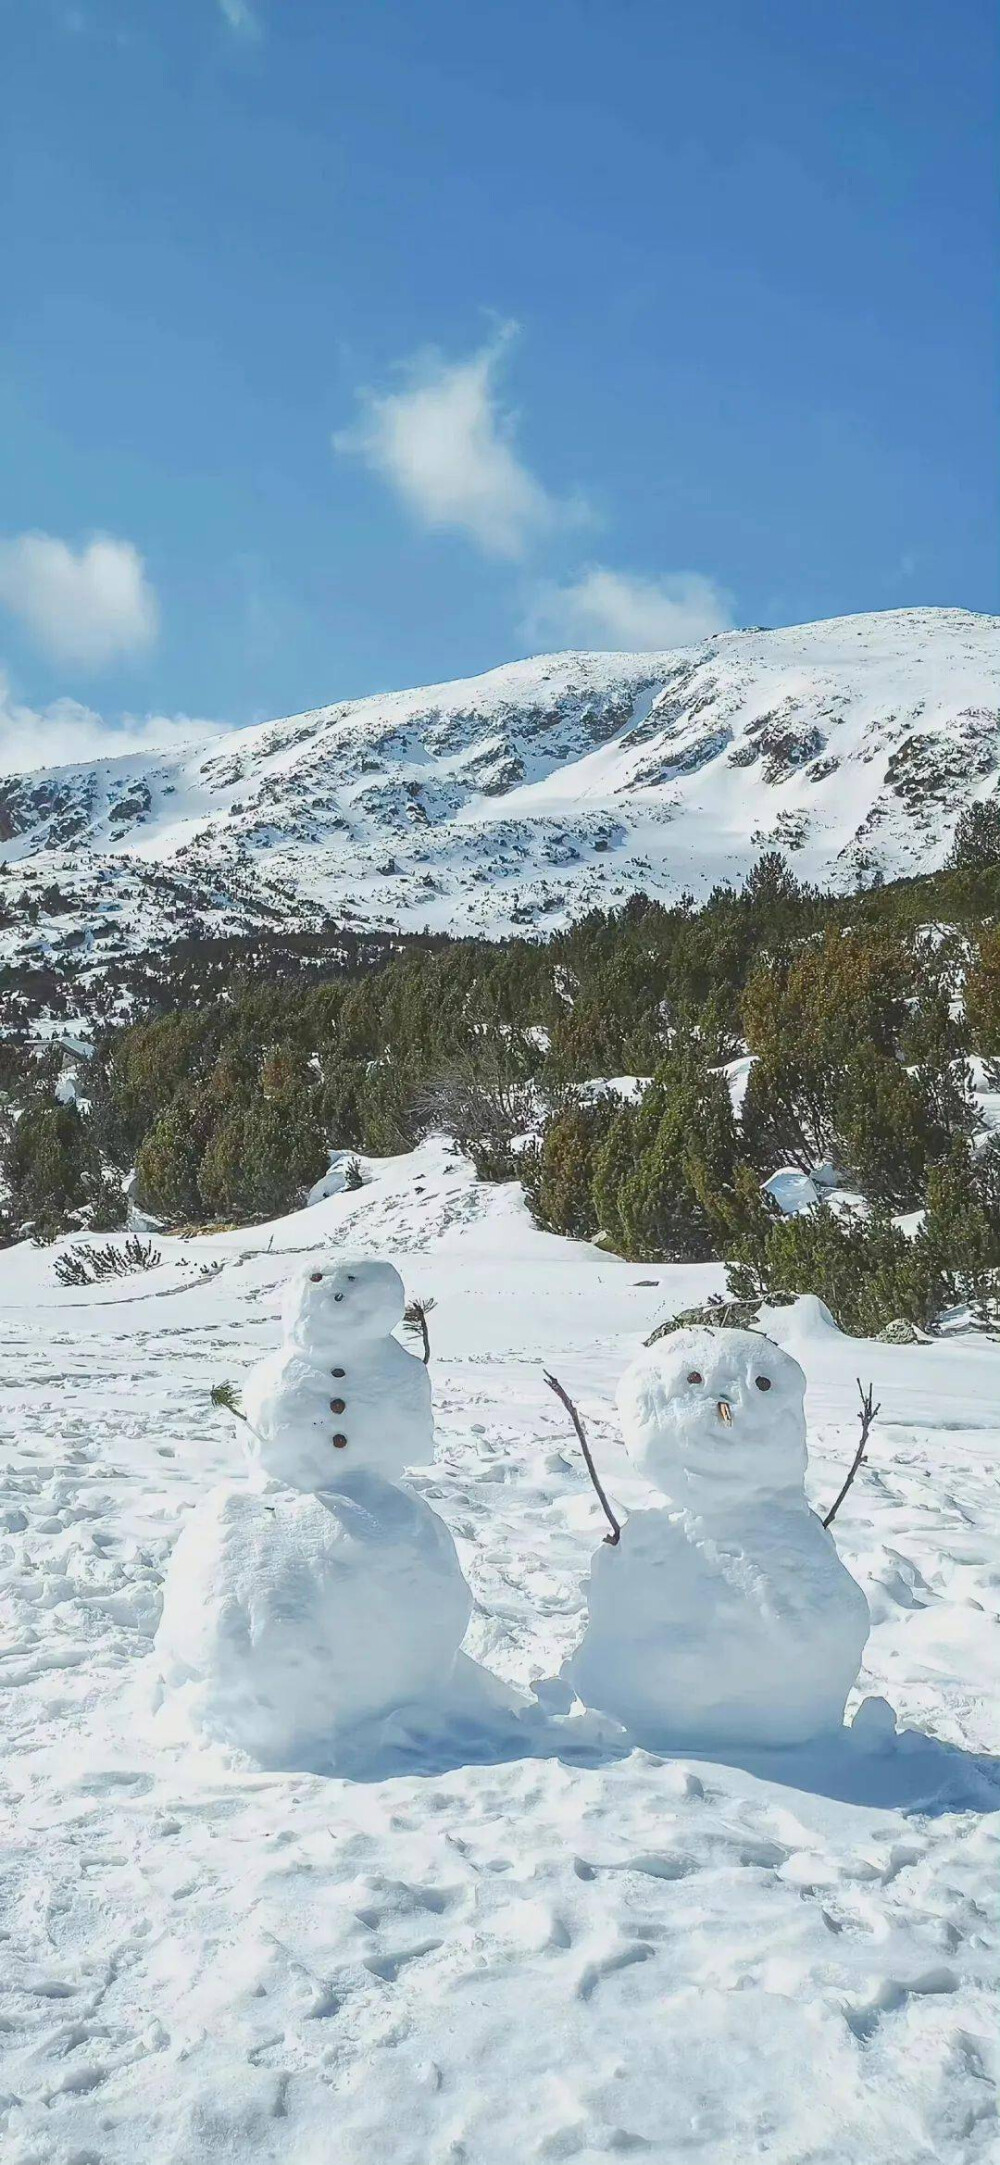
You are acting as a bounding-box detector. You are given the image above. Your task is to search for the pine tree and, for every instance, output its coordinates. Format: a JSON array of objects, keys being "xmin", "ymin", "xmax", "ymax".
[
  {"xmin": 135, "ymin": 1100, "xmax": 203, "ymax": 1221},
  {"xmin": 612, "ymin": 1054, "xmax": 740, "ymax": 1262},
  {"xmin": 832, "ymin": 1048, "xmax": 943, "ymax": 1209},
  {"xmin": 948, "ymin": 799, "xmax": 1000, "ymax": 872},
  {"xmin": 923, "ymin": 1137, "xmax": 1000, "ymax": 1322},
  {"xmin": 521, "ymin": 1099, "xmax": 613, "ymax": 1238}
]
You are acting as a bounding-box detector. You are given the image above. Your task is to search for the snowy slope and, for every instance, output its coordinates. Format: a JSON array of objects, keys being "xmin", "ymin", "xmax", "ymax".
[
  {"xmin": 1, "ymin": 1138, "xmax": 998, "ymax": 2162},
  {"xmin": 2, "ymin": 608, "xmax": 999, "ymax": 992}
]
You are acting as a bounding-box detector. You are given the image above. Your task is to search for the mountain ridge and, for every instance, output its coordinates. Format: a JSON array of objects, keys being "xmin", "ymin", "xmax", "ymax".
[{"xmin": 2, "ymin": 606, "xmax": 998, "ymax": 1001}]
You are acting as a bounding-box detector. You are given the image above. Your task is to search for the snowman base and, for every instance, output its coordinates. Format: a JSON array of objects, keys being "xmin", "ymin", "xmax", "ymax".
[
  {"xmin": 568, "ymin": 1503, "xmax": 871, "ymax": 1755},
  {"xmin": 155, "ymin": 1473, "xmax": 486, "ymax": 1772}
]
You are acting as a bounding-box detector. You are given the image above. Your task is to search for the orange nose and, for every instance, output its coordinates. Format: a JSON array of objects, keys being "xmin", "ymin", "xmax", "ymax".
[{"xmin": 717, "ymin": 1399, "xmax": 733, "ymax": 1425}]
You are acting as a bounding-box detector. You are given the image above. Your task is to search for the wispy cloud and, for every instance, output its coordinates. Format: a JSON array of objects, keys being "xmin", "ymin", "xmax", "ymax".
[
  {"xmin": 0, "ymin": 532, "xmax": 159, "ymax": 671},
  {"xmin": 0, "ymin": 667, "xmax": 221, "ymax": 776},
  {"xmin": 217, "ymin": 0, "xmax": 261, "ymax": 36},
  {"xmin": 334, "ymin": 326, "xmax": 584, "ymax": 560},
  {"xmin": 524, "ymin": 566, "xmax": 734, "ymax": 652}
]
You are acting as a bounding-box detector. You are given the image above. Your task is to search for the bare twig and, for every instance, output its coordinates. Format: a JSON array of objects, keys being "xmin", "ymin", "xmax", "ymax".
[
  {"xmin": 211, "ymin": 1379, "xmax": 248, "ymax": 1425},
  {"xmin": 544, "ymin": 1370, "xmax": 621, "ymax": 1545},
  {"xmin": 404, "ymin": 1296, "xmax": 436, "ymax": 1365},
  {"xmin": 823, "ymin": 1378, "xmax": 879, "ymax": 1529}
]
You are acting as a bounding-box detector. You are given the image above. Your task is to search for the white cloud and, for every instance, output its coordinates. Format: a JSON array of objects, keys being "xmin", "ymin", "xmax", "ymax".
[
  {"xmin": 217, "ymin": 0, "xmax": 260, "ymax": 34},
  {"xmin": 334, "ymin": 327, "xmax": 581, "ymax": 559},
  {"xmin": 524, "ymin": 566, "xmax": 734, "ymax": 652},
  {"xmin": 0, "ymin": 533, "xmax": 160, "ymax": 670},
  {"xmin": 0, "ymin": 668, "xmax": 220, "ymax": 776}
]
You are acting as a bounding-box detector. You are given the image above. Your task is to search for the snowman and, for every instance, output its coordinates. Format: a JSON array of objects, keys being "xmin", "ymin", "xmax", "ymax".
[
  {"xmin": 155, "ymin": 1257, "xmax": 480, "ymax": 1769},
  {"xmin": 568, "ymin": 1326, "xmax": 870, "ymax": 1751}
]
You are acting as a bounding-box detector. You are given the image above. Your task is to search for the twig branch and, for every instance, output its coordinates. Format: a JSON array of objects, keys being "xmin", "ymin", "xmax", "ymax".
[
  {"xmin": 823, "ymin": 1378, "xmax": 879, "ymax": 1529},
  {"xmin": 544, "ymin": 1370, "xmax": 621, "ymax": 1545},
  {"xmin": 404, "ymin": 1296, "xmax": 436, "ymax": 1365}
]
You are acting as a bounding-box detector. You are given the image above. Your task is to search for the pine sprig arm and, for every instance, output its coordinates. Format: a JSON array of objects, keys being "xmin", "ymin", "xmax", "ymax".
[
  {"xmin": 211, "ymin": 1379, "xmax": 249, "ymax": 1425},
  {"xmin": 404, "ymin": 1296, "xmax": 436, "ymax": 1365}
]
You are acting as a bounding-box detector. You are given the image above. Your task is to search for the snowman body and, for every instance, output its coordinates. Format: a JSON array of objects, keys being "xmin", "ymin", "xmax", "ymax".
[
  {"xmin": 156, "ymin": 1470, "xmax": 472, "ymax": 1767},
  {"xmin": 155, "ymin": 1258, "xmax": 474, "ymax": 1764},
  {"xmin": 570, "ymin": 1327, "xmax": 869, "ymax": 1750}
]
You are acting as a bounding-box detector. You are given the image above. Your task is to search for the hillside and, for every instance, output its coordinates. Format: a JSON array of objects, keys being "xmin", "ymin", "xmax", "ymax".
[{"xmin": 2, "ymin": 608, "xmax": 998, "ymax": 1003}]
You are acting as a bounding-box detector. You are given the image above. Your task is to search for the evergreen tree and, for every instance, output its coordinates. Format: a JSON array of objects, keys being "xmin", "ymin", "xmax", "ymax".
[
  {"xmin": 135, "ymin": 1100, "xmax": 203, "ymax": 1221},
  {"xmin": 962, "ymin": 928, "xmax": 1000, "ymax": 1063},
  {"xmin": 590, "ymin": 1099, "xmax": 640, "ymax": 1250},
  {"xmin": 609, "ymin": 1052, "xmax": 741, "ymax": 1262},
  {"xmin": 727, "ymin": 1203, "xmax": 944, "ymax": 1338},
  {"xmin": 521, "ymin": 1098, "xmax": 614, "ymax": 1239},
  {"xmin": 948, "ymin": 799, "xmax": 1000, "ymax": 872},
  {"xmin": 198, "ymin": 1091, "xmax": 326, "ymax": 1221},
  {"xmin": 923, "ymin": 1137, "xmax": 1000, "ymax": 1321},
  {"xmin": 740, "ymin": 1049, "xmax": 838, "ymax": 1173},
  {"xmin": 832, "ymin": 1048, "xmax": 945, "ymax": 1209},
  {"xmin": 3, "ymin": 1096, "xmax": 127, "ymax": 1242}
]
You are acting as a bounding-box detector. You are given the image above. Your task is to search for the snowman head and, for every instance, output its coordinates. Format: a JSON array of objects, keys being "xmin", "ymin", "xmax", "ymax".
[
  {"xmin": 617, "ymin": 1326, "xmax": 807, "ymax": 1509},
  {"xmin": 283, "ymin": 1257, "xmax": 405, "ymax": 1351}
]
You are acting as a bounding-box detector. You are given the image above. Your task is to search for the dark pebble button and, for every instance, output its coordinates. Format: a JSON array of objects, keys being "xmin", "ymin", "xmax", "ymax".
[
  {"xmin": 332, "ymin": 1367, "xmax": 346, "ymax": 1378},
  {"xmin": 332, "ymin": 1433, "xmax": 348, "ymax": 1449},
  {"xmin": 330, "ymin": 1397, "xmax": 346, "ymax": 1414}
]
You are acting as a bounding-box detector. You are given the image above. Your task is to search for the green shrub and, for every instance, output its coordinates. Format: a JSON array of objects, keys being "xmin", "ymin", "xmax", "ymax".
[
  {"xmin": 923, "ymin": 1136, "xmax": 1000, "ymax": 1321},
  {"xmin": 739, "ymin": 1049, "xmax": 838, "ymax": 1172},
  {"xmin": 197, "ymin": 1094, "xmax": 327, "ymax": 1221},
  {"xmin": 727, "ymin": 1203, "xmax": 945, "ymax": 1337},
  {"xmin": 521, "ymin": 1097, "xmax": 616, "ymax": 1238},
  {"xmin": 831, "ymin": 1049, "xmax": 952, "ymax": 1210},
  {"xmin": 3, "ymin": 1096, "xmax": 127, "ymax": 1243},
  {"xmin": 596, "ymin": 1051, "xmax": 741, "ymax": 1262},
  {"xmin": 134, "ymin": 1100, "xmax": 204, "ymax": 1220}
]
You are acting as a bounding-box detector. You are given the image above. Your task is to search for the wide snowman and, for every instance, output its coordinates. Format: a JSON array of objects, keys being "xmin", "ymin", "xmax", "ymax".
[
  {"xmin": 569, "ymin": 1326, "xmax": 870, "ymax": 1750},
  {"xmin": 155, "ymin": 1257, "xmax": 475, "ymax": 1769}
]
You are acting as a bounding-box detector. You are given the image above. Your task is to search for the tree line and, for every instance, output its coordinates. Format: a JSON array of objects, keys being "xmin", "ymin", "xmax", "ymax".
[{"xmin": 5, "ymin": 805, "xmax": 1000, "ymax": 1334}]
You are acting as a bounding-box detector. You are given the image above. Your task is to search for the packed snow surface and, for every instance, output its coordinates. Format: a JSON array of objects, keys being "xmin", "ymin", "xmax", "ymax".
[
  {"xmin": 1, "ymin": 1139, "xmax": 999, "ymax": 2161},
  {"xmin": 570, "ymin": 1328, "xmax": 871, "ymax": 1748},
  {"xmin": 3, "ymin": 608, "xmax": 999, "ymax": 994}
]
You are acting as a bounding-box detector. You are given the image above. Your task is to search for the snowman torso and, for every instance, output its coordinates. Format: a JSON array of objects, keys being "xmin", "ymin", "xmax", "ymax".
[
  {"xmin": 156, "ymin": 1470, "xmax": 472, "ymax": 1766},
  {"xmin": 570, "ymin": 1326, "xmax": 869, "ymax": 1749},
  {"xmin": 243, "ymin": 1333, "xmax": 433, "ymax": 1492}
]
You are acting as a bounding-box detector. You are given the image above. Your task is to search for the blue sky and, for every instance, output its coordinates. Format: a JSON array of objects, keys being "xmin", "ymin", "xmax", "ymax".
[{"xmin": 0, "ymin": 0, "xmax": 996, "ymax": 762}]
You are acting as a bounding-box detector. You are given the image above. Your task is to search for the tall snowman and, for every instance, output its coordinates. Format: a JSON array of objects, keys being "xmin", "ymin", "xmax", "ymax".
[
  {"xmin": 569, "ymin": 1326, "xmax": 870, "ymax": 1750},
  {"xmin": 155, "ymin": 1258, "xmax": 477, "ymax": 1769}
]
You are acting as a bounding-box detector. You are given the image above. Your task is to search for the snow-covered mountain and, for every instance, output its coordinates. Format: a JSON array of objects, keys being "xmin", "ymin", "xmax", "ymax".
[{"xmin": 3, "ymin": 607, "xmax": 998, "ymax": 984}]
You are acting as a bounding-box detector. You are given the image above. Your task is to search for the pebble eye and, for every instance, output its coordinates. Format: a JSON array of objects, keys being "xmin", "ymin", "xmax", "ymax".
[
  {"xmin": 755, "ymin": 1376, "xmax": 771, "ymax": 1392},
  {"xmin": 687, "ymin": 1370, "xmax": 703, "ymax": 1385},
  {"xmin": 309, "ymin": 1271, "xmax": 323, "ymax": 1283}
]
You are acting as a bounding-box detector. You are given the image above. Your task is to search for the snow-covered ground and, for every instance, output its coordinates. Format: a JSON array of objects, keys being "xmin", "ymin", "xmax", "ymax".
[{"xmin": 1, "ymin": 1139, "xmax": 998, "ymax": 2162}]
